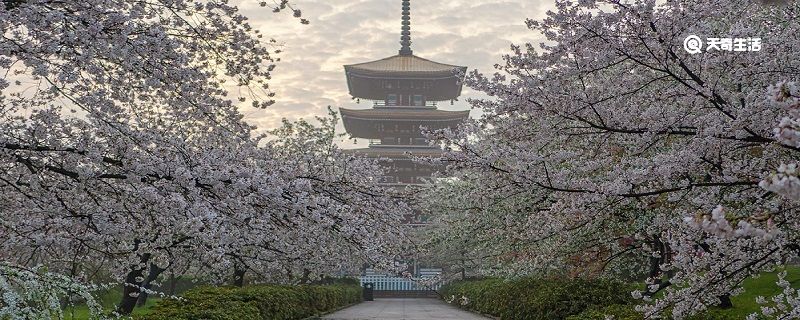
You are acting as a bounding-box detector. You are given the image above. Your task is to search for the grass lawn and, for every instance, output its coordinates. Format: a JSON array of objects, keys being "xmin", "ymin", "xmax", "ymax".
[
  {"xmin": 695, "ymin": 265, "xmax": 800, "ymax": 318},
  {"xmin": 62, "ymin": 287, "xmax": 159, "ymax": 320},
  {"xmin": 62, "ymin": 276, "xmax": 197, "ymax": 319}
]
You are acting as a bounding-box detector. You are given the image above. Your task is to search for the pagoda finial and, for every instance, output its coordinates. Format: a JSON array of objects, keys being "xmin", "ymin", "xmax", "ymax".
[{"xmin": 399, "ymin": 0, "xmax": 413, "ymax": 56}]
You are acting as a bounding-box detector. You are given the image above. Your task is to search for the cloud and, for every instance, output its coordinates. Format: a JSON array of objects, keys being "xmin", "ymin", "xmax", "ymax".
[{"xmin": 232, "ymin": 0, "xmax": 552, "ymax": 147}]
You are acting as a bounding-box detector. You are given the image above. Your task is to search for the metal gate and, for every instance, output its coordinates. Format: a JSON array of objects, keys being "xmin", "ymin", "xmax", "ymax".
[{"xmin": 358, "ymin": 268, "xmax": 443, "ymax": 293}]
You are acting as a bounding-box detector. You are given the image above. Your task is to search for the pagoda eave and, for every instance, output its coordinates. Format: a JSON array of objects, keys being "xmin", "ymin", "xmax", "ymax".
[
  {"xmin": 344, "ymin": 67, "xmax": 467, "ymax": 79},
  {"xmin": 340, "ymin": 108, "xmax": 470, "ymax": 120},
  {"xmin": 344, "ymin": 54, "xmax": 467, "ymax": 101},
  {"xmin": 345, "ymin": 72, "xmax": 465, "ymax": 101},
  {"xmin": 340, "ymin": 108, "xmax": 470, "ymax": 139},
  {"xmin": 343, "ymin": 146, "xmax": 444, "ymax": 159}
]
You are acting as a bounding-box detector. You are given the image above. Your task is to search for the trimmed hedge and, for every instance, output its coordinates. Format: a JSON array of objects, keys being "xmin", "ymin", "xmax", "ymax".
[
  {"xmin": 440, "ymin": 277, "xmax": 636, "ymax": 320},
  {"xmin": 144, "ymin": 283, "xmax": 361, "ymax": 320},
  {"xmin": 567, "ymin": 304, "xmax": 643, "ymax": 320},
  {"xmin": 566, "ymin": 301, "xmax": 775, "ymax": 320}
]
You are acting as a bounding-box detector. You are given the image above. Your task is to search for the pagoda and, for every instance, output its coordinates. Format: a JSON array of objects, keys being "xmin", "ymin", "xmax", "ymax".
[{"xmin": 340, "ymin": 0, "xmax": 469, "ymax": 199}]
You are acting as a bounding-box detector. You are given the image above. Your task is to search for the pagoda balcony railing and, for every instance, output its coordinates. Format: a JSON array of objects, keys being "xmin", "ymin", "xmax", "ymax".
[
  {"xmin": 368, "ymin": 140, "xmax": 436, "ymax": 147},
  {"xmin": 382, "ymin": 130, "xmax": 420, "ymax": 135},
  {"xmin": 377, "ymin": 176, "xmax": 434, "ymax": 185},
  {"xmin": 370, "ymin": 129, "xmax": 419, "ymax": 136},
  {"xmin": 373, "ymin": 101, "xmax": 437, "ymax": 108}
]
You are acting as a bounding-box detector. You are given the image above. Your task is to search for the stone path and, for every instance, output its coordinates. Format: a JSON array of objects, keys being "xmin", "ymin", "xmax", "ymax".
[{"xmin": 322, "ymin": 298, "xmax": 491, "ymax": 320}]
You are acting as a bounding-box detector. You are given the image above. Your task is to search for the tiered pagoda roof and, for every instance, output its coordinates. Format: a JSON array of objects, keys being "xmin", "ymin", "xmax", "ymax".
[
  {"xmin": 345, "ymin": 55, "xmax": 466, "ymax": 77},
  {"xmin": 343, "ymin": 0, "xmax": 467, "ymax": 102},
  {"xmin": 345, "ymin": 55, "xmax": 467, "ymax": 101},
  {"xmin": 339, "ymin": 0, "xmax": 469, "ymax": 179},
  {"xmin": 343, "ymin": 145, "xmax": 445, "ymax": 160},
  {"xmin": 340, "ymin": 108, "xmax": 469, "ymax": 139}
]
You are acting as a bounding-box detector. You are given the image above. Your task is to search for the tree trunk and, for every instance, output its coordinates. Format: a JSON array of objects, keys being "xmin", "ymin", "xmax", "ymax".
[
  {"xmin": 460, "ymin": 255, "xmax": 467, "ymax": 280},
  {"xmin": 117, "ymin": 267, "xmax": 146, "ymax": 315},
  {"xmin": 232, "ymin": 265, "xmax": 247, "ymax": 287},
  {"xmin": 645, "ymin": 238, "xmax": 664, "ymax": 297},
  {"xmin": 137, "ymin": 264, "xmax": 166, "ymax": 307},
  {"xmin": 298, "ymin": 268, "xmax": 312, "ymax": 284},
  {"xmin": 117, "ymin": 252, "xmax": 151, "ymax": 315},
  {"xmin": 168, "ymin": 273, "xmax": 177, "ymax": 296},
  {"xmin": 719, "ymin": 294, "xmax": 734, "ymax": 309}
]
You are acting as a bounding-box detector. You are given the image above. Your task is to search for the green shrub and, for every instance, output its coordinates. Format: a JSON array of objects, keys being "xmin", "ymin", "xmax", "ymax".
[
  {"xmin": 687, "ymin": 308, "xmax": 768, "ymax": 320},
  {"xmin": 311, "ymin": 277, "xmax": 360, "ymax": 286},
  {"xmin": 440, "ymin": 277, "xmax": 636, "ymax": 320},
  {"xmin": 144, "ymin": 283, "xmax": 361, "ymax": 320},
  {"xmin": 567, "ymin": 304, "xmax": 643, "ymax": 320}
]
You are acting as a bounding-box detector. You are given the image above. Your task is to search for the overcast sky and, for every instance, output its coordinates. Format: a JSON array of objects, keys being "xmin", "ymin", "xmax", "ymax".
[{"xmin": 234, "ymin": 1, "xmax": 552, "ymax": 147}]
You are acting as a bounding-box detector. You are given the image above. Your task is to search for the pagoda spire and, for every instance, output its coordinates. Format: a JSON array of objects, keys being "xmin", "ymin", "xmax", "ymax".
[{"xmin": 399, "ymin": 0, "xmax": 413, "ymax": 56}]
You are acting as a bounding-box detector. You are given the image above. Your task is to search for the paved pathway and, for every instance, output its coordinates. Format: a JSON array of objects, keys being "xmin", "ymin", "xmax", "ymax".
[{"xmin": 322, "ymin": 298, "xmax": 491, "ymax": 320}]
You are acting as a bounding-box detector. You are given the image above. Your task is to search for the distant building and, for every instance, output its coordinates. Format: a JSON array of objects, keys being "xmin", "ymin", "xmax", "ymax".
[{"xmin": 341, "ymin": 0, "xmax": 469, "ymax": 225}]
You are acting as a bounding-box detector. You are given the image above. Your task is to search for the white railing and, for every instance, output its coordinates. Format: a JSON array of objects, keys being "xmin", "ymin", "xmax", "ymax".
[
  {"xmin": 359, "ymin": 275, "xmax": 442, "ymax": 291},
  {"xmin": 419, "ymin": 268, "xmax": 443, "ymax": 278},
  {"xmin": 372, "ymin": 101, "xmax": 438, "ymax": 108}
]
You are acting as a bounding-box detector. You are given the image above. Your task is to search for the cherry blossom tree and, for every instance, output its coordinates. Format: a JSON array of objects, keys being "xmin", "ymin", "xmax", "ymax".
[
  {"xmin": 426, "ymin": 0, "xmax": 800, "ymax": 318},
  {"xmin": 0, "ymin": 0, "xmax": 408, "ymax": 316},
  {"xmin": 418, "ymin": 177, "xmax": 533, "ymax": 279},
  {"xmin": 1, "ymin": 263, "xmax": 109, "ymax": 319}
]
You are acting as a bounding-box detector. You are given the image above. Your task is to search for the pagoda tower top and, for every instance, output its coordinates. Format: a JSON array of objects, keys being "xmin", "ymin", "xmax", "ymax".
[
  {"xmin": 343, "ymin": 1, "xmax": 467, "ymax": 104},
  {"xmin": 338, "ymin": 0, "xmax": 470, "ymax": 190},
  {"xmin": 399, "ymin": 0, "xmax": 412, "ymax": 56}
]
